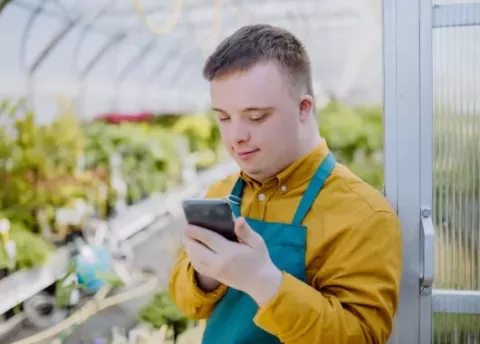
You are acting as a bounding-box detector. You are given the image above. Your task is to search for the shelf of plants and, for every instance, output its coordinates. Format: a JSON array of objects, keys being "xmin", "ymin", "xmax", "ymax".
[
  {"xmin": 0, "ymin": 97, "xmax": 389, "ymax": 322},
  {"xmin": 0, "ymin": 98, "xmax": 237, "ymax": 317}
]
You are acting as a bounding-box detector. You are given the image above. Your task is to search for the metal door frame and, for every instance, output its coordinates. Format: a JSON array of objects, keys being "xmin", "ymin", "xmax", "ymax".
[{"xmin": 384, "ymin": 1, "xmax": 480, "ymax": 343}]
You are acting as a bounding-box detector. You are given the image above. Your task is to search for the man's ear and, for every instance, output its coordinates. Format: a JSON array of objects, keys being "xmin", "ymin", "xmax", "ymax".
[{"xmin": 299, "ymin": 95, "xmax": 314, "ymax": 122}]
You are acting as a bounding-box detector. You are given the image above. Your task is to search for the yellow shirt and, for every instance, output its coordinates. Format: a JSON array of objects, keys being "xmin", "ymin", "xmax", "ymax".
[{"xmin": 169, "ymin": 139, "xmax": 402, "ymax": 344}]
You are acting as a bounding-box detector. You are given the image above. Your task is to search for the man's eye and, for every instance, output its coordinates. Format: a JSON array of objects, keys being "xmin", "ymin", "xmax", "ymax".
[
  {"xmin": 218, "ymin": 116, "xmax": 230, "ymax": 122},
  {"xmin": 251, "ymin": 114, "xmax": 267, "ymax": 122}
]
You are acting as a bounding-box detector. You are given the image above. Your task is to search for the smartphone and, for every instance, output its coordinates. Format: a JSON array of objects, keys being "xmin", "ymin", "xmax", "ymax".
[{"xmin": 182, "ymin": 198, "xmax": 237, "ymax": 242}]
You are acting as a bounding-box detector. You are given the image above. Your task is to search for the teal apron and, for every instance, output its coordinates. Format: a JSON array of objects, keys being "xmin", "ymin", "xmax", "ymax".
[{"xmin": 202, "ymin": 152, "xmax": 336, "ymax": 344}]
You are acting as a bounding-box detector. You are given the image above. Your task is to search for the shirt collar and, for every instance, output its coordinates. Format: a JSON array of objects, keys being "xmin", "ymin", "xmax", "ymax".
[{"xmin": 240, "ymin": 138, "xmax": 330, "ymax": 192}]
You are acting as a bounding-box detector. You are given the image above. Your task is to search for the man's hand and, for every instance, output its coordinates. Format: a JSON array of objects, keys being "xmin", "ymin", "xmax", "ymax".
[{"xmin": 183, "ymin": 217, "xmax": 283, "ymax": 306}]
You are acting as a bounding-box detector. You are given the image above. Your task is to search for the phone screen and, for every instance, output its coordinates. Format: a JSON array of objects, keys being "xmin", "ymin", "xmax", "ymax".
[{"xmin": 182, "ymin": 199, "xmax": 237, "ymax": 242}]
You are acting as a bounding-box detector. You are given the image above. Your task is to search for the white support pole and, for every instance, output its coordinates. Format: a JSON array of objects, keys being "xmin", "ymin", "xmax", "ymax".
[{"xmin": 383, "ymin": 0, "xmax": 434, "ymax": 342}]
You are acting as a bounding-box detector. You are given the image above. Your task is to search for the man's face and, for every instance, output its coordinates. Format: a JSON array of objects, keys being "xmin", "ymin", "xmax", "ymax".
[{"xmin": 210, "ymin": 62, "xmax": 308, "ymax": 181}]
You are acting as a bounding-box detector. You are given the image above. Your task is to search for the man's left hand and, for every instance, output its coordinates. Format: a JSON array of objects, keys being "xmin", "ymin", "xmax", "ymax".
[{"xmin": 184, "ymin": 217, "xmax": 283, "ymax": 306}]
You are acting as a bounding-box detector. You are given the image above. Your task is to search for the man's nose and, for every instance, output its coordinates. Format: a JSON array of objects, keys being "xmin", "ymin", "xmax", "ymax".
[{"xmin": 231, "ymin": 122, "xmax": 250, "ymax": 143}]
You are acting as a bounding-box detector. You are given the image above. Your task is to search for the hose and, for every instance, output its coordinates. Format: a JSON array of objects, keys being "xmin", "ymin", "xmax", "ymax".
[
  {"xmin": 11, "ymin": 273, "xmax": 158, "ymax": 344},
  {"xmin": 23, "ymin": 292, "xmax": 68, "ymax": 330},
  {"xmin": 131, "ymin": 0, "xmax": 183, "ymax": 36}
]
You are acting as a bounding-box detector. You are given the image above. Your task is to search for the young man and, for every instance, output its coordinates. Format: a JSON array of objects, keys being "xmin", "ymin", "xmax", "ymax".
[{"xmin": 169, "ymin": 24, "xmax": 402, "ymax": 344}]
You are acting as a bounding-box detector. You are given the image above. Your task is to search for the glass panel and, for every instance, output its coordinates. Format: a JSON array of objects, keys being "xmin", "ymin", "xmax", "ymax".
[
  {"xmin": 432, "ymin": 4, "xmax": 480, "ymax": 343},
  {"xmin": 434, "ymin": 314, "xmax": 480, "ymax": 344}
]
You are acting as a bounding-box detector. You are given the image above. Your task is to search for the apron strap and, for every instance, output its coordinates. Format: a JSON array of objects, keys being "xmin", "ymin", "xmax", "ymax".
[
  {"xmin": 291, "ymin": 152, "xmax": 336, "ymax": 226},
  {"xmin": 227, "ymin": 178, "xmax": 244, "ymax": 218}
]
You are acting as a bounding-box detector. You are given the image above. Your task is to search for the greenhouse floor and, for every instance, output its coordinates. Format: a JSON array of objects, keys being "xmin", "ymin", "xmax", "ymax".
[{"xmin": 3, "ymin": 215, "xmax": 187, "ymax": 344}]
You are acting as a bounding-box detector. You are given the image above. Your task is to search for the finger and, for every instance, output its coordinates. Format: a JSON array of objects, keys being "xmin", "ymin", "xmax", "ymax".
[
  {"xmin": 185, "ymin": 225, "xmax": 233, "ymax": 254},
  {"xmin": 184, "ymin": 237, "xmax": 220, "ymax": 273},
  {"xmin": 234, "ymin": 217, "xmax": 262, "ymax": 247},
  {"xmin": 184, "ymin": 236, "xmax": 215, "ymax": 258},
  {"xmin": 182, "ymin": 228, "xmax": 210, "ymax": 250}
]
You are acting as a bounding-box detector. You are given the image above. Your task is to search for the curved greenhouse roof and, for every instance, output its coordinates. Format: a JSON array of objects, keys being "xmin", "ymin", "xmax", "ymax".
[
  {"xmin": 0, "ymin": 0, "xmax": 384, "ymax": 122},
  {"xmin": 0, "ymin": 0, "xmax": 478, "ymax": 123}
]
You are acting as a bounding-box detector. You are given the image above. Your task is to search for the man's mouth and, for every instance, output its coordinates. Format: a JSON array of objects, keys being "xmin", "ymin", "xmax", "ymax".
[{"xmin": 235, "ymin": 149, "xmax": 260, "ymax": 160}]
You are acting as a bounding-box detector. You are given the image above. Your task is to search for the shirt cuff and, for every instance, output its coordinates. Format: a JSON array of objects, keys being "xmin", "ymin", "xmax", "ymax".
[
  {"xmin": 253, "ymin": 272, "xmax": 305, "ymax": 336},
  {"xmin": 188, "ymin": 264, "xmax": 228, "ymax": 302}
]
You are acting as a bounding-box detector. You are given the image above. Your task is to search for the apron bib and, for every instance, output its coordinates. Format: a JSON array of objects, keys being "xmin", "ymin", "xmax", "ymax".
[{"xmin": 202, "ymin": 152, "xmax": 336, "ymax": 344}]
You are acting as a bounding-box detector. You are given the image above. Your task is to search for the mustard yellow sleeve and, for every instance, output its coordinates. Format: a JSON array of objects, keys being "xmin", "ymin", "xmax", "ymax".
[
  {"xmin": 253, "ymin": 211, "xmax": 402, "ymax": 344},
  {"xmin": 168, "ymin": 175, "xmax": 235, "ymax": 320},
  {"xmin": 168, "ymin": 249, "xmax": 228, "ymax": 320}
]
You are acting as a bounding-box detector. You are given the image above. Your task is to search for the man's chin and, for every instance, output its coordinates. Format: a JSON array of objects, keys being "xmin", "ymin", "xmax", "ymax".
[
  {"xmin": 231, "ymin": 154, "xmax": 264, "ymax": 177},
  {"xmin": 237, "ymin": 163, "xmax": 264, "ymax": 180}
]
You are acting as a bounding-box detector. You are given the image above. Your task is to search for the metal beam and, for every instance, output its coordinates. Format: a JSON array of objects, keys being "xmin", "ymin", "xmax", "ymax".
[
  {"xmin": 161, "ymin": 49, "xmax": 199, "ymax": 88},
  {"xmin": 19, "ymin": 0, "xmax": 49, "ymax": 72},
  {"xmin": 71, "ymin": 0, "xmax": 118, "ymax": 75},
  {"xmin": 79, "ymin": 33, "xmax": 126, "ymax": 80},
  {"xmin": 433, "ymin": 289, "xmax": 480, "ymax": 314},
  {"xmin": 383, "ymin": 0, "xmax": 433, "ymax": 342},
  {"xmin": 433, "ymin": 3, "xmax": 480, "ymax": 29},
  {"xmin": 10, "ymin": 0, "xmax": 56, "ymax": 16},
  {"xmin": 29, "ymin": 20, "xmax": 78, "ymax": 74},
  {"xmin": 136, "ymin": 44, "xmax": 179, "ymax": 107},
  {"xmin": 419, "ymin": 0, "xmax": 434, "ymax": 343},
  {"xmin": 143, "ymin": 44, "xmax": 180, "ymax": 87},
  {"xmin": 115, "ymin": 39, "xmax": 157, "ymax": 84}
]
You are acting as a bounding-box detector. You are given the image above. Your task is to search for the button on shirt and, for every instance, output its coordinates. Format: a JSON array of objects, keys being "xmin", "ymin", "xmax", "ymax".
[{"xmin": 169, "ymin": 139, "xmax": 402, "ymax": 344}]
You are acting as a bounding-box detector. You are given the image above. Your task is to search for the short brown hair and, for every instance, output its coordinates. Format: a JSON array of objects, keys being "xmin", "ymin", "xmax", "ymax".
[{"xmin": 202, "ymin": 24, "xmax": 314, "ymax": 97}]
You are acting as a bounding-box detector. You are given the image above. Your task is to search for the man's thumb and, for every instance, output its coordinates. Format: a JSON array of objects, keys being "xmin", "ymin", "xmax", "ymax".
[{"xmin": 234, "ymin": 217, "xmax": 259, "ymax": 246}]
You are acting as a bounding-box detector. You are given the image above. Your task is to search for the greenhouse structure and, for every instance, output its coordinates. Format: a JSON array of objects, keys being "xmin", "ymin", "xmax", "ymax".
[{"xmin": 0, "ymin": 0, "xmax": 479, "ymax": 343}]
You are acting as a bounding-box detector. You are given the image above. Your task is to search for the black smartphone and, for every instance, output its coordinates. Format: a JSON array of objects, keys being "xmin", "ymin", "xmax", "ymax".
[{"xmin": 182, "ymin": 198, "xmax": 237, "ymax": 242}]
